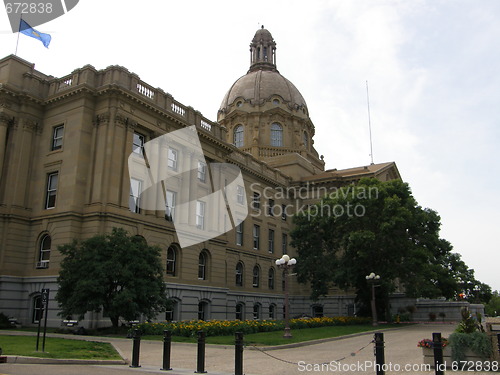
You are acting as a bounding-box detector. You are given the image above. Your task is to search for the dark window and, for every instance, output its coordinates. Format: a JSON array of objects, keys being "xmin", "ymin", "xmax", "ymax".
[
  {"xmin": 253, "ymin": 225, "xmax": 260, "ymax": 250},
  {"xmin": 198, "ymin": 301, "xmax": 209, "ymax": 321},
  {"xmin": 166, "ymin": 246, "xmax": 176, "ymax": 276},
  {"xmin": 268, "ymin": 199, "xmax": 274, "ymax": 216},
  {"xmin": 268, "ymin": 229, "xmax": 274, "ymax": 253},
  {"xmin": 198, "ymin": 252, "xmax": 207, "ymax": 280},
  {"xmin": 252, "ymin": 192, "xmax": 261, "ymax": 210},
  {"xmin": 281, "ymin": 204, "xmax": 287, "ymax": 221},
  {"xmin": 132, "ymin": 132, "xmax": 145, "ymax": 155},
  {"xmin": 268, "ymin": 268, "xmax": 275, "ymax": 290},
  {"xmin": 45, "ymin": 172, "xmax": 58, "ymax": 209},
  {"xmin": 269, "ymin": 304, "xmax": 276, "ymax": 319},
  {"xmin": 236, "ymin": 222, "xmax": 244, "ymax": 246},
  {"xmin": 253, "ymin": 304, "xmax": 261, "ymax": 320},
  {"xmin": 52, "ymin": 125, "xmax": 64, "ymax": 151},
  {"xmin": 129, "ymin": 178, "xmax": 142, "ymax": 213},
  {"xmin": 32, "ymin": 295, "xmax": 43, "ymax": 323},
  {"xmin": 236, "ymin": 262, "xmax": 244, "ymax": 286},
  {"xmin": 233, "ymin": 125, "xmax": 244, "ymax": 147},
  {"xmin": 282, "ymin": 233, "xmax": 288, "ymax": 254},
  {"xmin": 252, "ymin": 265, "xmax": 260, "ymax": 287},
  {"xmin": 37, "ymin": 234, "xmax": 51, "ymax": 269},
  {"xmin": 235, "ymin": 303, "xmax": 244, "ymax": 320}
]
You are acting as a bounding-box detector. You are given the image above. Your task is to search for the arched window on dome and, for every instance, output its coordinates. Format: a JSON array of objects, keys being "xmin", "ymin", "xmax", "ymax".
[
  {"xmin": 233, "ymin": 125, "xmax": 244, "ymax": 148},
  {"xmin": 303, "ymin": 131, "xmax": 309, "ymax": 150},
  {"xmin": 270, "ymin": 123, "xmax": 283, "ymax": 147}
]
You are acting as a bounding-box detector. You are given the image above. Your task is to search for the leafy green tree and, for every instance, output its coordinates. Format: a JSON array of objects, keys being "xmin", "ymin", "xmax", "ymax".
[
  {"xmin": 485, "ymin": 291, "xmax": 500, "ymax": 316},
  {"xmin": 290, "ymin": 178, "xmax": 489, "ymax": 318},
  {"xmin": 56, "ymin": 228, "xmax": 168, "ymax": 328}
]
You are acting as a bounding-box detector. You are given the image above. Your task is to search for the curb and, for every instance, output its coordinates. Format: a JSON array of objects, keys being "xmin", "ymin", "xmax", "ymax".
[
  {"xmin": 248, "ymin": 324, "xmax": 411, "ymax": 351},
  {"xmin": 5, "ymin": 355, "xmax": 127, "ymax": 365}
]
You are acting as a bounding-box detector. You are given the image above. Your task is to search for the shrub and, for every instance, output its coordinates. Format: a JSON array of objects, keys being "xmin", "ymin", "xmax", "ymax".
[
  {"xmin": 131, "ymin": 316, "xmax": 371, "ymax": 337},
  {"xmin": 0, "ymin": 312, "xmax": 12, "ymax": 329},
  {"xmin": 449, "ymin": 332, "xmax": 492, "ymax": 362}
]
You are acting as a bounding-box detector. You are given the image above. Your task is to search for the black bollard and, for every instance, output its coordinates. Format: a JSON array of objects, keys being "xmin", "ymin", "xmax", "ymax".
[
  {"xmin": 235, "ymin": 332, "xmax": 244, "ymax": 375},
  {"xmin": 195, "ymin": 331, "xmax": 207, "ymax": 374},
  {"xmin": 374, "ymin": 332, "xmax": 385, "ymax": 375},
  {"xmin": 161, "ymin": 330, "xmax": 172, "ymax": 371},
  {"xmin": 130, "ymin": 329, "xmax": 141, "ymax": 368},
  {"xmin": 432, "ymin": 332, "xmax": 445, "ymax": 375},
  {"xmin": 497, "ymin": 333, "xmax": 500, "ymax": 356}
]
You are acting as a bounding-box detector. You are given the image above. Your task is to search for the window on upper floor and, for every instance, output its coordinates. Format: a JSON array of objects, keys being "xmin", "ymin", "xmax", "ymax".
[
  {"xmin": 132, "ymin": 132, "xmax": 145, "ymax": 155},
  {"xmin": 167, "ymin": 148, "xmax": 178, "ymax": 170},
  {"xmin": 252, "ymin": 265, "xmax": 260, "ymax": 288},
  {"xmin": 165, "ymin": 190, "xmax": 176, "ymax": 222},
  {"xmin": 235, "ymin": 262, "xmax": 244, "ymax": 286},
  {"xmin": 270, "ymin": 123, "xmax": 283, "ymax": 147},
  {"xmin": 236, "ymin": 222, "xmax": 244, "ymax": 246},
  {"xmin": 233, "ymin": 125, "xmax": 244, "ymax": 147},
  {"xmin": 197, "ymin": 161, "xmax": 207, "ymax": 182},
  {"xmin": 253, "ymin": 224, "xmax": 260, "ymax": 250},
  {"xmin": 129, "ymin": 178, "xmax": 142, "ymax": 213},
  {"xmin": 166, "ymin": 246, "xmax": 177, "ymax": 276},
  {"xmin": 45, "ymin": 172, "xmax": 58, "ymax": 209},
  {"xmin": 51, "ymin": 125, "xmax": 64, "ymax": 151},
  {"xmin": 36, "ymin": 234, "xmax": 51, "ymax": 269}
]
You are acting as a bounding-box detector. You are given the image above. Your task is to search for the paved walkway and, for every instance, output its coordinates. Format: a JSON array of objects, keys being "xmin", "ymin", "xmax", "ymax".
[{"xmin": 0, "ymin": 324, "xmax": 497, "ymax": 374}]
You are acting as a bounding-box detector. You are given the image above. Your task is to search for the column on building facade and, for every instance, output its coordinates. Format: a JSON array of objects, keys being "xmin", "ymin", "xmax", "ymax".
[{"xmin": 0, "ymin": 114, "xmax": 10, "ymax": 180}]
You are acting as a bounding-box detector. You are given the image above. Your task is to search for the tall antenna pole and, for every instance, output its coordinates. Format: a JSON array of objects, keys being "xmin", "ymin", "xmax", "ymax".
[{"xmin": 366, "ymin": 80, "xmax": 374, "ymax": 165}]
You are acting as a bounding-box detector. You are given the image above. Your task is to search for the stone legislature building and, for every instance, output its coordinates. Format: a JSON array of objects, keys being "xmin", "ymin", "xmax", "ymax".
[{"xmin": 0, "ymin": 27, "xmax": 400, "ymax": 328}]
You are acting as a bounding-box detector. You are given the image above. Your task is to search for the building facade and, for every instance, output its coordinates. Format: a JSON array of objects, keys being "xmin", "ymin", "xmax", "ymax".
[{"xmin": 0, "ymin": 27, "xmax": 400, "ymax": 328}]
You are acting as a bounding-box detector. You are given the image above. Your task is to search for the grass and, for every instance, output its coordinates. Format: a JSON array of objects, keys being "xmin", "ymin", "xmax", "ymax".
[
  {"xmin": 0, "ymin": 335, "xmax": 122, "ymax": 360},
  {"xmin": 141, "ymin": 323, "xmax": 405, "ymax": 346}
]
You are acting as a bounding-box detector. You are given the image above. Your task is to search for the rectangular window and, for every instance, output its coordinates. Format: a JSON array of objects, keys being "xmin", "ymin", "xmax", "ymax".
[
  {"xmin": 237, "ymin": 185, "xmax": 244, "ymax": 204},
  {"xmin": 132, "ymin": 132, "xmax": 145, "ymax": 155},
  {"xmin": 168, "ymin": 148, "xmax": 178, "ymax": 170},
  {"xmin": 236, "ymin": 222, "xmax": 244, "ymax": 246},
  {"xmin": 268, "ymin": 229, "xmax": 275, "ymax": 253},
  {"xmin": 45, "ymin": 172, "xmax": 58, "ymax": 209},
  {"xmin": 281, "ymin": 204, "xmax": 287, "ymax": 221},
  {"xmin": 196, "ymin": 201, "xmax": 206, "ymax": 229},
  {"xmin": 252, "ymin": 192, "xmax": 260, "ymax": 210},
  {"xmin": 282, "ymin": 233, "xmax": 288, "ymax": 254},
  {"xmin": 165, "ymin": 190, "xmax": 176, "ymax": 222},
  {"xmin": 51, "ymin": 125, "xmax": 64, "ymax": 151},
  {"xmin": 268, "ymin": 199, "xmax": 274, "ymax": 216},
  {"xmin": 253, "ymin": 224, "xmax": 260, "ymax": 250},
  {"xmin": 197, "ymin": 161, "xmax": 207, "ymax": 182},
  {"xmin": 129, "ymin": 178, "xmax": 142, "ymax": 213}
]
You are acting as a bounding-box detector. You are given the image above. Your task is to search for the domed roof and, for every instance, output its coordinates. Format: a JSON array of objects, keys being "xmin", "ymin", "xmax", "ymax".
[{"xmin": 219, "ymin": 69, "xmax": 308, "ymax": 112}]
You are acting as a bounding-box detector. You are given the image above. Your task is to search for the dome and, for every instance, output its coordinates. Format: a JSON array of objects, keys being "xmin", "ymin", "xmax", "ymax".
[{"xmin": 219, "ymin": 69, "xmax": 308, "ymax": 113}]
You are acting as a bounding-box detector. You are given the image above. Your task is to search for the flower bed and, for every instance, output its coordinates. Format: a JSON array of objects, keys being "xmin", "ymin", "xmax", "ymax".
[{"xmin": 131, "ymin": 316, "xmax": 371, "ymax": 337}]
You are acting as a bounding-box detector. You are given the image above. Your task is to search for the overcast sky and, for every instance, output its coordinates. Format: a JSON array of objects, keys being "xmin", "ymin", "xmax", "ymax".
[{"xmin": 1, "ymin": 0, "xmax": 499, "ymax": 292}]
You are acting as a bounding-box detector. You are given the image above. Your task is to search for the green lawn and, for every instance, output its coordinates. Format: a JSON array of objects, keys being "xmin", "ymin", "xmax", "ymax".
[
  {"xmin": 142, "ymin": 324, "xmax": 404, "ymax": 346},
  {"xmin": 0, "ymin": 335, "xmax": 122, "ymax": 360}
]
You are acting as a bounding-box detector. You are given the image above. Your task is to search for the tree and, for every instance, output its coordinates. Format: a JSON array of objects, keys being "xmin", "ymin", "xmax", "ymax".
[
  {"xmin": 485, "ymin": 291, "xmax": 500, "ymax": 317},
  {"xmin": 290, "ymin": 178, "xmax": 489, "ymax": 318},
  {"xmin": 56, "ymin": 227, "xmax": 168, "ymax": 328}
]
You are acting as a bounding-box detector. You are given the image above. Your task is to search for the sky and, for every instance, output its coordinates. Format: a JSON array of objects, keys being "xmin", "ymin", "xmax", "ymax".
[{"xmin": 1, "ymin": 0, "xmax": 499, "ymax": 292}]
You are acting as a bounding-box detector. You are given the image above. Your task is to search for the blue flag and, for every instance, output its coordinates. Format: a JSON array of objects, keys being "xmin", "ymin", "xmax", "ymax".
[{"xmin": 19, "ymin": 19, "xmax": 51, "ymax": 48}]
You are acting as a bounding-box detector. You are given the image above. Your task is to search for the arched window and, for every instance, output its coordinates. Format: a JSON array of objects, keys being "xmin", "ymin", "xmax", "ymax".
[
  {"xmin": 303, "ymin": 131, "xmax": 309, "ymax": 150},
  {"xmin": 252, "ymin": 265, "xmax": 260, "ymax": 288},
  {"xmin": 32, "ymin": 294, "xmax": 43, "ymax": 323},
  {"xmin": 268, "ymin": 268, "xmax": 275, "ymax": 290},
  {"xmin": 270, "ymin": 123, "xmax": 283, "ymax": 147},
  {"xmin": 235, "ymin": 302, "xmax": 245, "ymax": 320},
  {"xmin": 253, "ymin": 303, "xmax": 261, "ymax": 320},
  {"xmin": 166, "ymin": 246, "xmax": 177, "ymax": 276},
  {"xmin": 165, "ymin": 298, "xmax": 180, "ymax": 321},
  {"xmin": 235, "ymin": 262, "xmax": 244, "ymax": 286},
  {"xmin": 269, "ymin": 304, "xmax": 276, "ymax": 319},
  {"xmin": 198, "ymin": 300, "xmax": 209, "ymax": 321},
  {"xmin": 198, "ymin": 251, "xmax": 208, "ymax": 280},
  {"xmin": 233, "ymin": 125, "xmax": 244, "ymax": 147},
  {"xmin": 37, "ymin": 234, "xmax": 51, "ymax": 269}
]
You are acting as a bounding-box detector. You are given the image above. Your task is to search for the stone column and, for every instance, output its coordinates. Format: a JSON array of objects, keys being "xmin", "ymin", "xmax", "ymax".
[{"xmin": 0, "ymin": 114, "xmax": 11, "ymax": 179}]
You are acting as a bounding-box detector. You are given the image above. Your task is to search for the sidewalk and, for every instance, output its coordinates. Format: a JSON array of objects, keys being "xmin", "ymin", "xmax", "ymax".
[{"xmin": 0, "ymin": 324, "xmax": 497, "ymax": 375}]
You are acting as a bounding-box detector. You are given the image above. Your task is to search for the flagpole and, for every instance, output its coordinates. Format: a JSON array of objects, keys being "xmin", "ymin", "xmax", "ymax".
[{"xmin": 15, "ymin": 15, "xmax": 22, "ymax": 56}]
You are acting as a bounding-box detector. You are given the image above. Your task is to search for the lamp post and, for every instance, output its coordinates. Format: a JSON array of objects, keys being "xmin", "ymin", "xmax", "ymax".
[
  {"xmin": 366, "ymin": 272, "xmax": 380, "ymax": 327},
  {"xmin": 276, "ymin": 254, "xmax": 296, "ymax": 338}
]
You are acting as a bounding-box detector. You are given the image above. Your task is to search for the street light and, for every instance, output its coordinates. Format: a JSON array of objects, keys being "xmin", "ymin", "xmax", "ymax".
[
  {"xmin": 366, "ymin": 272, "xmax": 380, "ymax": 327},
  {"xmin": 276, "ymin": 254, "xmax": 296, "ymax": 338}
]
